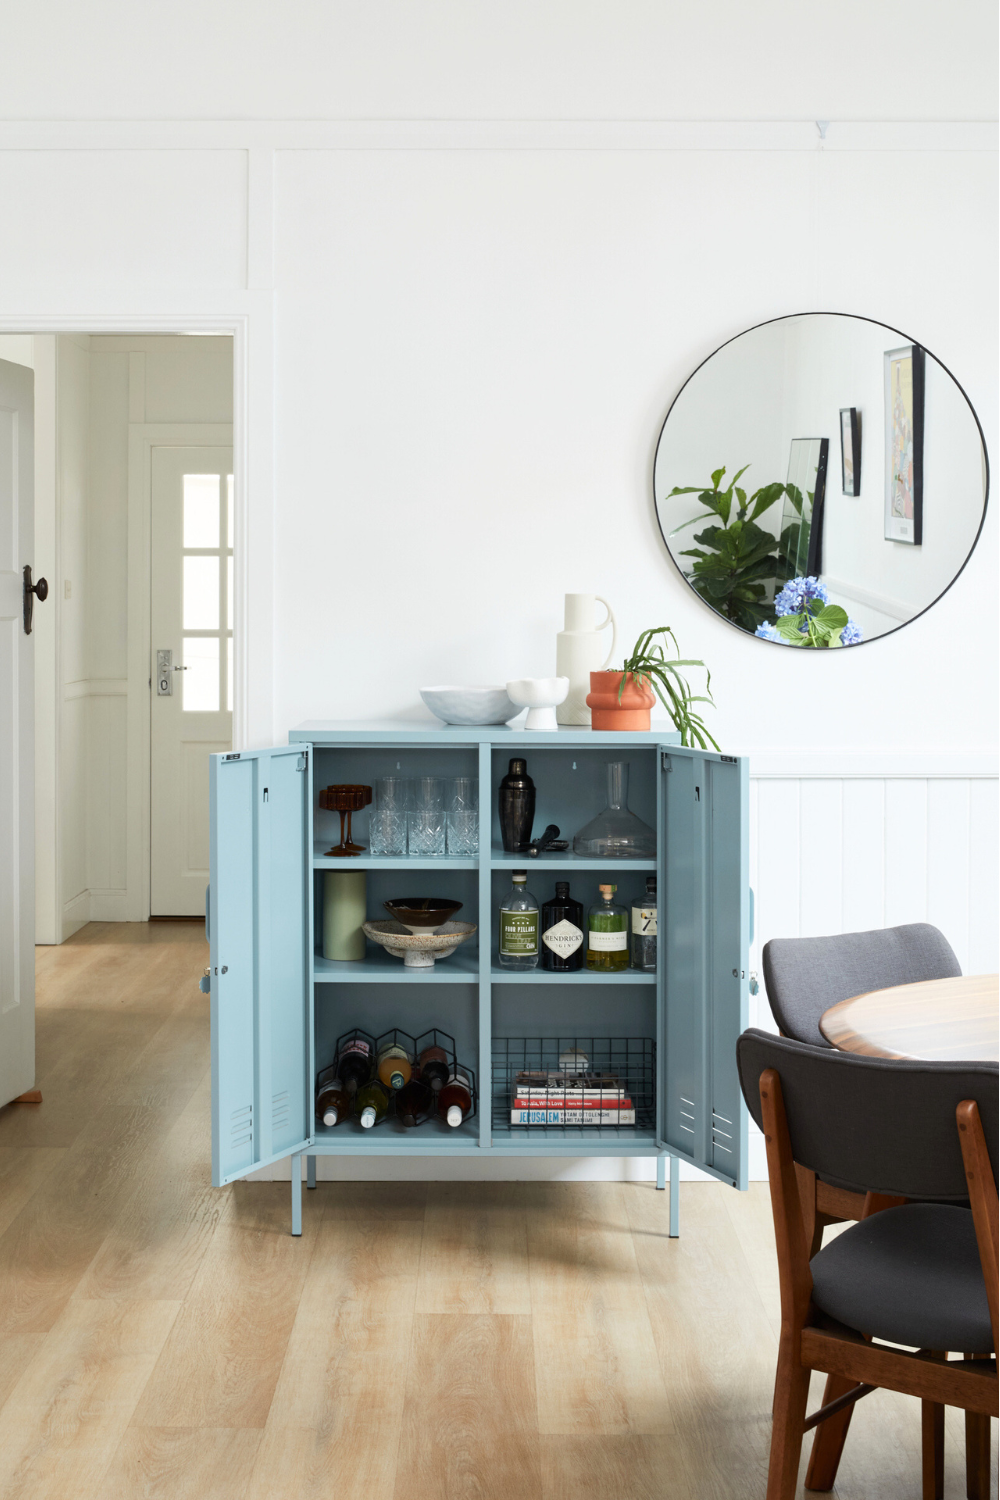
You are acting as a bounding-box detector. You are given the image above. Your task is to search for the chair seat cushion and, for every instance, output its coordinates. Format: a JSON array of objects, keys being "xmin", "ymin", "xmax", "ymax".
[{"xmin": 810, "ymin": 1204, "xmax": 993, "ymax": 1354}]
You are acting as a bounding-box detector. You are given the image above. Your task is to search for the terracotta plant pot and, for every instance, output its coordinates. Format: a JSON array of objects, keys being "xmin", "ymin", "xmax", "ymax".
[{"xmin": 586, "ymin": 671, "xmax": 656, "ymax": 731}]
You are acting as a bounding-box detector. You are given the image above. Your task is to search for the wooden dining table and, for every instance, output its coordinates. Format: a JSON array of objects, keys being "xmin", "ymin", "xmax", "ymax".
[{"xmin": 820, "ymin": 973, "xmax": 999, "ymax": 1062}]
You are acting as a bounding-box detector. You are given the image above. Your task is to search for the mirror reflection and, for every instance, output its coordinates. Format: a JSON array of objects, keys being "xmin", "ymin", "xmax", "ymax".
[{"xmin": 653, "ymin": 314, "xmax": 987, "ymax": 647}]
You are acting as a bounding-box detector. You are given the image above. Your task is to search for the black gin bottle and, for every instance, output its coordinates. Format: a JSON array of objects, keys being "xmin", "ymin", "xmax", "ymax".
[
  {"xmin": 499, "ymin": 758, "xmax": 535, "ymax": 853},
  {"xmin": 541, "ymin": 882, "xmax": 585, "ymax": 971}
]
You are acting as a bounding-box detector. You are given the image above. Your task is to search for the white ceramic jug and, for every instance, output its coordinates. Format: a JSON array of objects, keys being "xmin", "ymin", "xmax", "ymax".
[{"xmin": 556, "ymin": 594, "xmax": 618, "ymax": 725}]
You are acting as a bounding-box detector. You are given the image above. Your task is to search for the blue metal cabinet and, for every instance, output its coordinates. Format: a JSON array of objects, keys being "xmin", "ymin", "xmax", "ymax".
[{"xmin": 209, "ymin": 722, "xmax": 749, "ymax": 1234}]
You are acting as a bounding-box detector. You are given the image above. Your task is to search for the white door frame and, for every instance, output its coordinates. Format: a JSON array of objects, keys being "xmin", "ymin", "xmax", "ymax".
[
  {"xmin": 128, "ymin": 422, "xmax": 234, "ymax": 921},
  {"xmin": 0, "ymin": 311, "xmax": 254, "ymax": 930}
]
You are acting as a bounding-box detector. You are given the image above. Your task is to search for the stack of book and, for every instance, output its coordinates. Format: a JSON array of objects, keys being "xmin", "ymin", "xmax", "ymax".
[{"xmin": 509, "ymin": 1071, "xmax": 635, "ymax": 1125}]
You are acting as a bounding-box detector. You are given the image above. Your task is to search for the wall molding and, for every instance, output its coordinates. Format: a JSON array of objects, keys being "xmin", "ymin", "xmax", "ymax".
[
  {"xmin": 63, "ymin": 677, "xmax": 128, "ymax": 700},
  {"xmin": 822, "ymin": 573, "xmax": 912, "ymax": 624}
]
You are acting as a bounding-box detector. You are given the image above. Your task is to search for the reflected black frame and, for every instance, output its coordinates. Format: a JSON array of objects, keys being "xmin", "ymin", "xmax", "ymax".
[
  {"xmin": 652, "ymin": 312, "xmax": 990, "ymax": 650},
  {"xmin": 840, "ymin": 407, "xmax": 861, "ymax": 497}
]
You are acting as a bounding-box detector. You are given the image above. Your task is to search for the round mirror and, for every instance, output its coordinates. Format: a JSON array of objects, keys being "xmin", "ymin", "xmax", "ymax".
[{"xmin": 653, "ymin": 313, "xmax": 988, "ymax": 647}]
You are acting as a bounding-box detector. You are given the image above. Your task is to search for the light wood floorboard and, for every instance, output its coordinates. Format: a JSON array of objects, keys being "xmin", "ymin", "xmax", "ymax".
[{"xmin": 0, "ymin": 923, "xmax": 993, "ymax": 1498}]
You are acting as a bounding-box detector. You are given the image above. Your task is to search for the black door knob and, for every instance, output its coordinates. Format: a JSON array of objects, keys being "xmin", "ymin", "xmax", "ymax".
[{"xmin": 23, "ymin": 566, "xmax": 49, "ymax": 635}]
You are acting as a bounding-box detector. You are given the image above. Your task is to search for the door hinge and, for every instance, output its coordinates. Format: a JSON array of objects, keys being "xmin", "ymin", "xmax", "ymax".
[
  {"xmin": 661, "ymin": 753, "xmax": 672, "ymax": 770},
  {"xmin": 296, "ymin": 754, "xmax": 307, "ymax": 771}
]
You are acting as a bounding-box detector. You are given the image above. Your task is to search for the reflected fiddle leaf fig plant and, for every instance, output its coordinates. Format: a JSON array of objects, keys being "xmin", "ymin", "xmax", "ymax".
[{"xmin": 667, "ymin": 466, "xmax": 790, "ymax": 633}]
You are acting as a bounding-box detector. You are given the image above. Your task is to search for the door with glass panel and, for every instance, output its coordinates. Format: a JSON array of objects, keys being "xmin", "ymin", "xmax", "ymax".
[{"xmin": 150, "ymin": 445, "xmax": 233, "ymax": 915}]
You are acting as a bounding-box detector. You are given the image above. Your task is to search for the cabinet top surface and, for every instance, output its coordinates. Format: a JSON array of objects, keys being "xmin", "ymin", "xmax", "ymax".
[{"xmin": 290, "ymin": 720, "xmax": 683, "ymax": 746}]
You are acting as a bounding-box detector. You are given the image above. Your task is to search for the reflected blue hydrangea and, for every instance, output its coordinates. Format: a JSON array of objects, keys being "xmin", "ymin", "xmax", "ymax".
[
  {"xmin": 840, "ymin": 619, "xmax": 863, "ymax": 645},
  {"xmin": 754, "ymin": 621, "xmax": 783, "ymax": 642},
  {"xmin": 774, "ymin": 576, "xmax": 828, "ymax": 615}
]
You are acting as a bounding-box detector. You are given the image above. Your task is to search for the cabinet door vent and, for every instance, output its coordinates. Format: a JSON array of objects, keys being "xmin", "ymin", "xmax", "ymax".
[
  {"xmin": 712, "ymin": 1110, "xmax": 733, "ymax": 1154},
  {"xmin": 679, "ymin": 1095, "xmax": 695, "ymax": 1136},
  {"xmin": 272, "ymin": 1091, "xmax": 290, "ymax": 1133},
  {"xmin": 230, "ymin": 1104, "xmax": 252, "ymax": 1151}
]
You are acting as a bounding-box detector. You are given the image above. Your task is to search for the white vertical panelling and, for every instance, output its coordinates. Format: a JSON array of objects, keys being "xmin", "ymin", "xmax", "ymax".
[
  {"xmin": 883, "ymin": 779, "xmax": 930, "ymax": 930},
  {"xmin": 968, "ymin": 778, "xmax": 1000, "ymax": 975},
  {"xmin": 798, "ymin": 780, "xmax": 843, "ymax": 937},
  {"xmin": 926, "ymin": 779, "xmax": 972, "ymax": 970},
  {"xmin": 841, "ymin": 780, "xmax": 886, "ymax": 934}
]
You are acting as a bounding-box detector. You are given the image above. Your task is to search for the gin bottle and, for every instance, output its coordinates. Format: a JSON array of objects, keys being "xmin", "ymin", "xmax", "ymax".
[
  {"xmin": 586, "ymin": 883, "xmax": 628, "ymax": 972},
  {"xmin": 498, "ymin": 871, "xmax": 540, "ymax": 970},
  {"xmin": 631, "ymin": 875, "xmax": 657, "ymax": 971},
  {"xmin": 541, "ymin": 882, "xmax": 584, "ymax": 972}
]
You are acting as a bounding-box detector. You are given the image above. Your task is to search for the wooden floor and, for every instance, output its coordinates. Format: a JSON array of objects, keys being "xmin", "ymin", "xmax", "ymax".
[{"xmin": 0, "ymin": 922, "xmax": 993, "ymax": 1499}]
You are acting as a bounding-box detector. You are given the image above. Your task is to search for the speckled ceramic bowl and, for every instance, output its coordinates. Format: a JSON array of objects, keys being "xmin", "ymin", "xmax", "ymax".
[{"xmin": 363, "ymin": 919, "xmax": 478, "ymax": 970}]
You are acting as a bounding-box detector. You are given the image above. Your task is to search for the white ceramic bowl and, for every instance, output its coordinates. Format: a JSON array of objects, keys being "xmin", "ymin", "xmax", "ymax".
[
  {"xmin": 505, "ymin": 676, "xmax": 570, "ymax": 730},
  {"xmin": 420, "ymin": 685, "xmax": 517, "ymax": 726}
]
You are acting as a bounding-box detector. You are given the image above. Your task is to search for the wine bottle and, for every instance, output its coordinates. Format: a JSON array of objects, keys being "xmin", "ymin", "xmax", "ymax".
[
  {"xmin": 498, "ymin": 758, "xmax": 535, "ymax": 853},
  {"xmin": 630, "ymin": 875, "xmax": 657, "ymax": 972},
  {"xmin": 498, "ymin": 871, "xmax": 540, "ymax": 970},
  {"xmin": 356, "ymin": 1078, "xmax": 389, "ymax": 1128},
  {"xmin": 376, "ymin": 1041, "xmax": 413, "ymax": 1091},
  {"xmin": 315, "ymin": 1070, "xmax": 351, "ymax": 1127},
  {"xmin": 336, "ymin": 1034, "xmax": 374, "ymax": 1094},
  {"xmin": 396, "ymin": 1078, "xmax": 433, "ymax": 1127},
  {"xmin": 438, "ymin": 1068, "xmax": 473, "ymax": 1128},
  {"xmin": 541, "ymin": 881, "xmax": 585, "ymax": 971},
  {"xmin": 417, "ymin": 1044, "xmax": 450, "ymax": 1092},
  {"xmin": 587, "ymin": 883, "xmax": 628, "ymax": 972}
]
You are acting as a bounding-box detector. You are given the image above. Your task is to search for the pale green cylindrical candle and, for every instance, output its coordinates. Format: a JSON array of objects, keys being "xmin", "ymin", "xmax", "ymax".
[{"xmin": 323, "ymin": 871, "xmax": 367, "ymax": 962}]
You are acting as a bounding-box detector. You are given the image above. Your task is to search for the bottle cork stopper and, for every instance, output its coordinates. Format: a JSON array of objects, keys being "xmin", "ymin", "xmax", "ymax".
[{"xmin": 599, "ymin": 883, "xmax": 617, "ymax": 894}]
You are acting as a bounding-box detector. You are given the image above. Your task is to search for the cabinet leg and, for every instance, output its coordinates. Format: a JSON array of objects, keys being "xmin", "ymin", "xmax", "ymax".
[
  {"xmin": 656, "ymin": 1154, "xmax": 666, "ymax": 1191},
  {"xmin": 669, "ymin": 1157, "xmax": 680, "ymax": 1237},
  {"xmin": 306, "ymin": 1155, "xmax": 317, "ymax": 1190},
  {"xmin": 291, "ymin": 1155, "xmax": 302, "ymax": 1237}
]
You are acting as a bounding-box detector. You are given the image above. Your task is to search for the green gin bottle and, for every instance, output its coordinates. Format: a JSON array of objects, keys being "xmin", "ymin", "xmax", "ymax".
[
  {"xmin": 498, "ymin": 871, "xmax": 540, "ymax": 970},
  {"xmin": 586, "ymin": 883, "xmax": 628, "ymax": 972}
]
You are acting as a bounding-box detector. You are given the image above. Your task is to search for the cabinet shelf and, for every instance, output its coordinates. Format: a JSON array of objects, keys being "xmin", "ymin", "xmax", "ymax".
[
  {"xmin": 490, "ymin": 846, "xmax": 655, "ymax": 870},
  {"xmin": 313, "ymin": 844, "xmax": 477, "ymax": 870},
  {"xmin": 314, "ymin": 947, "xmax": 479, "ymax": 983},
  {"xmin": 490, "ymin": 964, "xmax": 655, "ymax": 985}
]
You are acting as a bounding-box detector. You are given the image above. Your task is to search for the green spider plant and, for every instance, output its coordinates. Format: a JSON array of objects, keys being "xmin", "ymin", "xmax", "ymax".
[{"xmin": 619, "ymin": 626, "xmax": 720, "ymax": 751}]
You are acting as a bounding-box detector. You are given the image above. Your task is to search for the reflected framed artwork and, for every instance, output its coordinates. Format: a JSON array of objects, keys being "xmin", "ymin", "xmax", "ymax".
[
  {"xmin": 884, "ymin": 345, "xmax": 924, "ymax": 545},
  {"xmin": 840, "ymin": 407, "xmax": 861, "ymax": 496}
]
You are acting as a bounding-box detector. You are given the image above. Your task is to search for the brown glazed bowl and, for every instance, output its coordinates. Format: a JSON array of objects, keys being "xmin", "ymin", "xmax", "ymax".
[{"xmin": 383, "ymin": 897, "xmax": 463, "ymax": 934}]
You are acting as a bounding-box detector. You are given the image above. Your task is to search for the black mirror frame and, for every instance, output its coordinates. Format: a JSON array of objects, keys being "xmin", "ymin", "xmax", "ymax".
[{"xmin": 652, "ymin": 311, "xmax": 991, "ymax": 651}]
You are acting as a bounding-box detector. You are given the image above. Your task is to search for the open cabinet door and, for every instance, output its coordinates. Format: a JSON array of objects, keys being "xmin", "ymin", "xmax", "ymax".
[
  {"xmin": 658, "ymin": 748, "xmax": 749, "ymax": 1189},
  {"xmin": 210, "ymin": 744, "xmax": 312, "ymax": 1185}
]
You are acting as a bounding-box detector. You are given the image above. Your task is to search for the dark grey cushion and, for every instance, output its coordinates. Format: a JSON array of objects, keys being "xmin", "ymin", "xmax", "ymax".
[
  {"xmin": 763, "ymin": 923, "xmax": 962, "ymax": 1048},
  {"xmin": 810, "ymin": 1204, "xmax": 993, "ymax": 1354}
]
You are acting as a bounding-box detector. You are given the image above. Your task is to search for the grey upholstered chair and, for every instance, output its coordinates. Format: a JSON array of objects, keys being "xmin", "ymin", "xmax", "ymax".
[
  {"xmin": 737, "ymin": 1028, "xmax": 998, "ymax": 1500},
  {"xmin": 762, "ymin": 921, "xmax": 962, "ymax": 1049}
]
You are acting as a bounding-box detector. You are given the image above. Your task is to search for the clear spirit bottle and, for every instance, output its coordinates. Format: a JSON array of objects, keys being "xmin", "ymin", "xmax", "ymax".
[
  {"xmin": 630, "ymin": 875, "xmax": 657, "ymax": 972},
  {"xmin": 498, "ymin": 871, "xmax": 540, "ymax": 970},
  {"xmin": 586, "ymin": 883, "xmax": 629, "ymax": 972}
]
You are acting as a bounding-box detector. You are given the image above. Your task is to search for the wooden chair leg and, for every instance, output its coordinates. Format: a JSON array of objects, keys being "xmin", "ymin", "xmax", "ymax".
[
  {"xmin": 768, "ymin": 1336, "xmax": 811, "ymax": 1500},
  {"xmin": 965, "ymin": 1409, "xmax": 991, "ymax": 1499},
  {"xmin": 804, "ymin": 1373, "xmax": 858, "ymax": 1491},
  {"xmin": 922, "ymin": 1399, "xmax": 944, "ymax": 1500}
]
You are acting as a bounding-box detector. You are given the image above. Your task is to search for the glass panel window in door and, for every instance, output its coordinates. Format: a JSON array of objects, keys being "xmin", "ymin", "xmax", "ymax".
[
  {"xmin": 227, "ymin": 554, "xmax": 233, "ymax": 630},
  {"xmin": 183, "ymin": 636, "xmax": 220, "ymax": 712},
  {"xmin": 183, "ymin": 555, "xmax": 220, "ymax": 630},
  {"xmin": 183, "ymin": 473, "xmax": 220, "ymax": 548},
  {"xmin": 227, "ymin": 634, "xmax": 233, "ymax": 712},
  {"xmin": 227, "ymin": 474, "xmax": 234, "ymax": 549}
]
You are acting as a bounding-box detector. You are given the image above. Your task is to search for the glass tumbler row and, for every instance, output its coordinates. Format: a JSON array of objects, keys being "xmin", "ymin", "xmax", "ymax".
[
  {"xmin": 369, "ymin": 807, "xmax": 479, "ymax": 857},
  {"xmin": 374, "ymin": 776, "xmax": 478, "ymax": 812}
]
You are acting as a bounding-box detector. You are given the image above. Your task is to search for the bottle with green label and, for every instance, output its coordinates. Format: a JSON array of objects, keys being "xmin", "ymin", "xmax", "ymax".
[
  {"xmin": 586, "ymin": 883, "xmax": 629, "ymax": 972},
  {"xmin": 498, "ymin": 870, "xmax": 539, "ymax": 970}
]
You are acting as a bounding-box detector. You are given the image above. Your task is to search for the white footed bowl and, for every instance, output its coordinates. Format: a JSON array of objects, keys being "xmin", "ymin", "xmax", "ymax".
[
  {"xmin": 420, "ymin": 685, "xmax": 517, "ymax": 726},
  {"xmin": 505, "ymin": 676, "xmax": 570, "ymax": 731}
]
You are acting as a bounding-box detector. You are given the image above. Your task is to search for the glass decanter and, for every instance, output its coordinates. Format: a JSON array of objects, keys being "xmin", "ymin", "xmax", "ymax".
[{"xmin": 572, "ymin": 761, "xmax": 656, "ymax": 858}]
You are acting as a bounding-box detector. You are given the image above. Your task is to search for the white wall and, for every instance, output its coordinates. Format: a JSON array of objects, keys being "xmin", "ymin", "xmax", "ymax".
[{"xmin": 0, "ymin": 2, "xmax": 996, "ymax": 1175}]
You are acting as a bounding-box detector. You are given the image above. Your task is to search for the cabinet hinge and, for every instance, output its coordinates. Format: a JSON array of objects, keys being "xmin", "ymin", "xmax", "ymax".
[
  {"xmin": 296, "ymin": 754, "xmax": 307, "ymax": 771},
  {"xmin": 661, "ymin": 753, "xmax": 672, "ymax": 770}
]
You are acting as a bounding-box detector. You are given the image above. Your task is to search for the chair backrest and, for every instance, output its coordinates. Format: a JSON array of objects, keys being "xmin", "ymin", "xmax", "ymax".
[
  {"xmin": 762, "ymin": 923, "xmax": 962, "ymax": 1048},
  {"xmin": 737, "ymin": 1028, "xmax": 998, "ymax": 1201}
]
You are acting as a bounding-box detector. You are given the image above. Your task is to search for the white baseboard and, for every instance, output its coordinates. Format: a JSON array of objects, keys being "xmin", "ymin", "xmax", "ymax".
[
  {"xmin": 61, "ymin": 890, "xmax": 90, "ymax": 941},
  {"xmin": 88, "ymin": 888, "xmax": 127, "ymax": 921}
]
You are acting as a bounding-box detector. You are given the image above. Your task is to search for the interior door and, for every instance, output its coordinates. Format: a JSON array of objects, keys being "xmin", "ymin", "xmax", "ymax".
[
  {"xmin": 658, "ymin": 747, "xmax": 749, "ymax": 1189},
  {"xmin": 0, "ymin": 359, "xmax": 36, "ymax": 1108},
  {"xmin": 150, "ymin": 444, "xmax": 233, "ymax": 915},
  {"xmin": 210, "ymin": 743, "xmax": 312, "ymax": 1185}
]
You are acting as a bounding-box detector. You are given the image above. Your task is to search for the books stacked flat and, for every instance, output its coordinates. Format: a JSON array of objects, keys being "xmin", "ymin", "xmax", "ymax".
[{"xmin": 509, "ymin": 1071, "xmax": 635, "ymax": 1125}]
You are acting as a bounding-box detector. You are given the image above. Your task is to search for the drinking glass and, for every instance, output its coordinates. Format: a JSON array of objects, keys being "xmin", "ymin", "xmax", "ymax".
[
  {"xmin": 447, "ymin": 810, "xmax": 479, "ymax": 857},
  {"xmin": 370, "ymin": 808, "xmax": 408, "ymax": 856},
  {"xmin": 375, "ymin": 775, "xmax": 411, "ymax": 811},
  {"xmin": 408, "ymin": 809, "xmax": 446, "ymax": 856},
  {"xmin": 449, "ymin": 777, "xmax": 479, "ymax": 812},
  {"xmin": 412, "ymin": 776, "xmax": 446, "ymax": 811}
]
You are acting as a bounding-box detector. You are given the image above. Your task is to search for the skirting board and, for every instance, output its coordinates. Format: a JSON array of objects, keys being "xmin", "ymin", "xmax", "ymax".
[{"xmin": 248, "ymin": 1131, "xmax": 769, "ymax": 1184}]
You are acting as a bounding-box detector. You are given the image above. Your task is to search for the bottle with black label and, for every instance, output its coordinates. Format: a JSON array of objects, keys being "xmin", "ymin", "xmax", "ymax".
[
  {"xmin": 541, "ymin": 882, "xmax": 585, "ymax": 972},
  {"xmin": 631, "ymin": 875, "xmax": 657, "ymax": 971}
]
